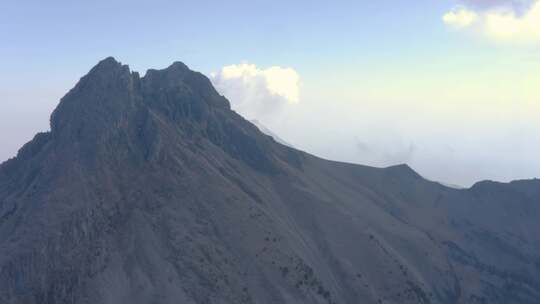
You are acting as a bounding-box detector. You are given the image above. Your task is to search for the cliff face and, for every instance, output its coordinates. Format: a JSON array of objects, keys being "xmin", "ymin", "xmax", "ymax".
[{"xmin": 0, "ymin": 58, "xmax": 539, "ymax": 304}]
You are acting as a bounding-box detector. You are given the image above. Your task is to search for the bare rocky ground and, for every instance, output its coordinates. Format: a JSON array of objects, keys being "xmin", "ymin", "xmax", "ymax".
[{"xmin": 0, "ymin": 58, "xmax": 539, "ymax": 304}]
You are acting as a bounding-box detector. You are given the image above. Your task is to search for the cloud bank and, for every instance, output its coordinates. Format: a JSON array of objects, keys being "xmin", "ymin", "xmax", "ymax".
[
  {"xmin": 210, "ymin": 63, "xmax": 300, "ymax": 120},
  {"xmin": 443, "ymin": 0, "xmax": 540, "ymax": 43}
]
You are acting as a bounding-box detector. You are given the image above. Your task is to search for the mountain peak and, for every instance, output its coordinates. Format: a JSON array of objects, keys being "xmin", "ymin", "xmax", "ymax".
[
  {"xmin": 44, "ymin": 59, "xmax": 287, "ymax": 172},
  {"xmin": 93, "ymin": 56, "xmax": 122, "ymax": 68},
  {"xmin": 167, "ymin": 60, "xmax": 189, "ymax": 70},
  {"xmin": 49, "ymin": 58, "xmax": 213, "ymax": 141},
  {"xmin": 84, "ymin": 56, "xmax": 129, "ymax": 80},
  {"xmin": 144, "ymin": 61, "xmax": 188, "ymax": 77},
  {"xmin": 49, "ymin": 57, "xmax": 133, "ymax": 142}
]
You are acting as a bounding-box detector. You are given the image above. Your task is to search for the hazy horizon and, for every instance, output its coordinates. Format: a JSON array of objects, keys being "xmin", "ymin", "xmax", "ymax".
[{"xmin": 1, "ymin": 0, "xmax": 539, "ymax": 187}]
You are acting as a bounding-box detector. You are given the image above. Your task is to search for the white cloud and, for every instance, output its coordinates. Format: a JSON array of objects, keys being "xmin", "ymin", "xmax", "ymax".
[
  {"xmin": 443, "ymin": 0, "xmax": 540, "ymax": 43},
  {"xmin": 210, "ymin": 63, "xmax": 300, "ymax": 120},
  {"xmin": 443, "ymin": 7, "xmax": 479, "ymax": 28}
]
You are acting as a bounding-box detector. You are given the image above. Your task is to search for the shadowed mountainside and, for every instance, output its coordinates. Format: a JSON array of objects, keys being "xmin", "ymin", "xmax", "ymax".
[{"xmin": 1, "ymin": 57, "xmax": 539, "ymax": 304}]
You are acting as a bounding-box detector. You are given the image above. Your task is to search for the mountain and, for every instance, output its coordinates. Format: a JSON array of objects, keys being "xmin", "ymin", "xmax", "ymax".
[
  {"xmin": 1, "ymin": 57, "xmax": 539, "ymax": 304},
  {"xmin": 249, "ymin": 119, "xmax": 293, "ymax": 148}
]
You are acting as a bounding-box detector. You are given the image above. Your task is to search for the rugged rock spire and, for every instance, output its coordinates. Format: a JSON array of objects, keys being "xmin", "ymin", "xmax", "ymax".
[{"xmin": 51, "ymin": 57, "xmax": 132, "ymax": 137}]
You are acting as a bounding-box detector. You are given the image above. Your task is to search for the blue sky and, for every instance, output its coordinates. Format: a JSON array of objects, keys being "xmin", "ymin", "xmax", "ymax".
[
  {"xmin": 1, "ymin": 0, "xmax": 539, "ymax": 186},
  {"xmin": 1, "ymin": 1, "xmax": 457, "ymax": 74}
]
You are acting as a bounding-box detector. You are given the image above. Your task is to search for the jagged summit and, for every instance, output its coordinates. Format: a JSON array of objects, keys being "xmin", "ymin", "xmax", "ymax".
[
  {"xmin": 145, "ymin": 60, "xmax": 190, "ymax": 75},
  {"xmin": 51, "ymin": 58, "xmax": 224, "ymax": 136},
  {"xmin": 92, "ymin": 56, "xmax": 125, "ymax": 70},
  {"xmin": 33, "ymin": 58, "xmax": 295, "ymax": 174},
  {"xmin": 1, "ymin": 58, "xmax": 539, "ymax": 304}
]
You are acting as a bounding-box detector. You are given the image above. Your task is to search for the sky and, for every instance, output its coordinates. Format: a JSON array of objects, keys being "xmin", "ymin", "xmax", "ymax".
[{"xmin": 1, "ymin": 0, "xmax": 539, "ymax": 186}]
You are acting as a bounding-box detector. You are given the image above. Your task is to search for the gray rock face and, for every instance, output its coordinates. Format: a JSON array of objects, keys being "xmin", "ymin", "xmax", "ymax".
[{"xmin": 1, "ymin": 57, "xmax": 539, "ymax": 304}]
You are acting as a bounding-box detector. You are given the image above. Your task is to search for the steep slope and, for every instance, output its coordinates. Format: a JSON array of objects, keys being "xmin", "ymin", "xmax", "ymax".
[
  {"xmin": 0, "ymin": 58, "xmax": 539, "ymax": 304},
  {"xmin": 249, "ymin": 120, "xmax": 293, "ymax": 148}
]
